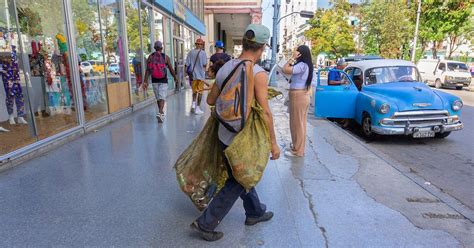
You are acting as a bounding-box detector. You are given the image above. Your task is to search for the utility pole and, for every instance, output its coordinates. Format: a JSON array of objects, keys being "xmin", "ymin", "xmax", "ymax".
[
  {"xmin": 411, "ymin": 0, "xmax": 422, "ymax": 62},
  {"xmin": 270, "ymin": 0, "xmax": 281, "ymax": 86}
]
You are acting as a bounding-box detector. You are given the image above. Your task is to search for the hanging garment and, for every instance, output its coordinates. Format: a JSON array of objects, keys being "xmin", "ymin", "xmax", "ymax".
[{"xmin": 1, "ymin": 46, "xmax": 25, "ymax": 117}]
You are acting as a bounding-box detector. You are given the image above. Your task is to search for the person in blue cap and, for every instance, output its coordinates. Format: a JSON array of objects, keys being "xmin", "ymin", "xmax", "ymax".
[{"xmin": 209, "ymin": 40, "xmax": 231, "ymax": 70}]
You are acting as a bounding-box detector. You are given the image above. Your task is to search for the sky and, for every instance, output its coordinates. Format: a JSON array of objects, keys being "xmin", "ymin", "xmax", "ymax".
[{"xmin": 262, "ymin": 0, "xmax": 362, "ymax": 31}]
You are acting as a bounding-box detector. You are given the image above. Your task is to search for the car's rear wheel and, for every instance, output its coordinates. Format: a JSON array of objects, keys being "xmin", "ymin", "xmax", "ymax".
[
  {"xmin": 456, "ymin": 86, "xmax": 463, "ymax": 90},
  {"xmin": 362, "ymin": 114, "xmax": 377, "ymax": 140},
  {"xmin": 435, "ymin": 79, "xmax": 442, "ymax": 89},
  {"xmin": 435, "ymin": 132, "xmax": 451, "ymax": 138}
]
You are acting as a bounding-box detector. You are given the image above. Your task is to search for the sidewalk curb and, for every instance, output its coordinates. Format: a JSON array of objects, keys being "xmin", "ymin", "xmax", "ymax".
[{"xmin": 324, "ymin": 119, "xmax": 474, "ymax": 222}]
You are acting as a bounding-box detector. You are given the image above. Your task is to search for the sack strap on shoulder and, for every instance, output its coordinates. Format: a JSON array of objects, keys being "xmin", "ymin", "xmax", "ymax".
[{"xmin": 220, "ymin": 59, "xmax": 251, "ymax": 91}]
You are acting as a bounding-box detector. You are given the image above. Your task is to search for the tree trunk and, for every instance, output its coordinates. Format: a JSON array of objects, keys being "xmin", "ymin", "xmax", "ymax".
[{"xmin": 431, "ymin": 41, "xmax": 438, "ymax": 59}]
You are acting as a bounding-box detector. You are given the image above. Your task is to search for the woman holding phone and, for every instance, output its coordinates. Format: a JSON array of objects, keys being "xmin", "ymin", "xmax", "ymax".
[{"xmin": 282, "ymin": 45, "xmax": 313, "ymax": 157}]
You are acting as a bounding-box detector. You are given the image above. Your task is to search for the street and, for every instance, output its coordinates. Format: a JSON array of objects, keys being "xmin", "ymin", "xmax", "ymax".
[{"xmin": 333, "ymin": 87, "xmax": 474, "ymax": 213}]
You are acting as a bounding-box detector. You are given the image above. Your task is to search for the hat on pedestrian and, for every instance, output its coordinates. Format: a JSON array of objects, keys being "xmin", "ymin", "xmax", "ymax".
[
  {"xmin": 154, "ymin": 41, "xmax": 163, "ymax": 49},
  {"xmin": 195, "ymin": 38, "xmax": 205, "ymax": 45},
  {"xmin": 244, "ymin": 24, "xmax": 270, "ymax": 45},
  {"xmin": 215, "ymin": 40, "xmax": 224, "ymax": 48}
]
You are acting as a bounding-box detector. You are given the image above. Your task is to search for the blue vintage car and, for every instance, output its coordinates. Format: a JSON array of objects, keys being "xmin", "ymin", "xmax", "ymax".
[{"xmin": 315, "ymin": 59, "xmax": 464, "ymax": 139}]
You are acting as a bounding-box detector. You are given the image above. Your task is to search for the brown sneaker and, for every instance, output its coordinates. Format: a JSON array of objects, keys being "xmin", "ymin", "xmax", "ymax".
[
  {"xmin": 190, "ymin": 221, "xmax": 224, "ymax": 241},
  {"xmin": 245, "ymin": 211, "xmax": 274, "ymax": 226}
]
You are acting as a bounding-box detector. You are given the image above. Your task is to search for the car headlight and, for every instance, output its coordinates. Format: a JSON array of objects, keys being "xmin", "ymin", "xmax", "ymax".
[
  {"xmin": 379, "ymin": 103, "xmax": 390, "ymax": 114},
  {"xmin": 446, "ymin": 76, "xmax": 453, "ymax": 80},
  {"xmin": 452, "ymin": 100, "xmax": 463, "ymax": 111}
]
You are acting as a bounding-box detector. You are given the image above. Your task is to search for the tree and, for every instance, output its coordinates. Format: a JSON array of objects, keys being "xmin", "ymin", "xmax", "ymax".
[
  {"xmin": 360, "ymin": 0, "xmax": 414, "ymax": 59},
  {"xmin": 418, "ymin": 0, "xmax": 473, "ymax": 59},
  {"xmin": 305, "ymin": 1, "xmax": 355, "ymax": 59}
]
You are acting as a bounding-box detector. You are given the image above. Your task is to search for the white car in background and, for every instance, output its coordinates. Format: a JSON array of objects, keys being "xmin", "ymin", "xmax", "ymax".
[
  {"xmin": 417, "ymin": 59, "xmax": 472, "ymax": 90},
  {"xmin": 80, "ymin": 61, "xmax": 93, "ymax": 75}
]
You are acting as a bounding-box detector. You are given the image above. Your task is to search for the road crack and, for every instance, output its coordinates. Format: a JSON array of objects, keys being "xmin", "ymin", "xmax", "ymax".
[{"xmin": 297, "ymin": 177, "xmax": 329, "ymax": 248}]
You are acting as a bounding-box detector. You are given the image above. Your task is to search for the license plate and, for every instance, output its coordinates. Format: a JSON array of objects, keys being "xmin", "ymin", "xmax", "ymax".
[
  {"xmin": 457, "ymin": 83, "xmax": 464, "ymax": 86},
  {"xmin": 413, "ymin": 131, "xmax": 435, "ymax": 138}
]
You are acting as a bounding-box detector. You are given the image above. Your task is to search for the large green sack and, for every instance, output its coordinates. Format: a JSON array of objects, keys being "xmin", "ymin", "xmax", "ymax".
[
  {"xmin": 174, "ymin": 115, "xmax": 227, "ymax": 211},
  {"xmin": 175, "ymin": 89, "xmax": 281, "ymax": 210},
  {"xmin": 225, "ymin": 102, "xmax": 271, "ymax": 191}
]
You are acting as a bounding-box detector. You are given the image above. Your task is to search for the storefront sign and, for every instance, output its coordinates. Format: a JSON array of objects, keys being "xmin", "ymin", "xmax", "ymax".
[{"xmin": 174, "ymin": 1, "xmax": 186, "ymax": 21}]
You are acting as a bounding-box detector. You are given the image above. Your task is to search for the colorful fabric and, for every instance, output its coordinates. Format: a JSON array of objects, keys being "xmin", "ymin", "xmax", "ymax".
[
  {"xmin": 1, "ymin": 46, "xmax": 25, "ymax": 116},
  {"xmin": 3, "ymin": 81, "xmax": 25, "ymax": 117}
]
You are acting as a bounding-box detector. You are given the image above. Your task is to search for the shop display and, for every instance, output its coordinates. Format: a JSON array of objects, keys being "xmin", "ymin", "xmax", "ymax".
[{"xmin": 0, "ymin": 45, "xmax": 27, "ymax": 125}]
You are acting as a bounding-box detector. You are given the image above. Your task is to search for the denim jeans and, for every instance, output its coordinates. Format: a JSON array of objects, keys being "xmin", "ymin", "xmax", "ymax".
[{"xmin": 196, "ymin": 142, "xmax": 266, "ymax": 231}]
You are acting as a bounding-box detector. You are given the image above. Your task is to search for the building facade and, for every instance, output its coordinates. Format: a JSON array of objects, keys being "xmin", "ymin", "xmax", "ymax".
[
  {"xmin": 203, "ymin": 0, "xmax": 263, "ymax": 57},
  {"xmin": 280, "ymin": 0, "xmax": 317, "ymax": 58},
  {"xmin": 0, "ymin": 0, "xmax": 205, "ymax": 163}
]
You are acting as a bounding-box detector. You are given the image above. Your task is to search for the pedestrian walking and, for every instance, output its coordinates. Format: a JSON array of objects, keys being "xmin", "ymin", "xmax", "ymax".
[
  {"xmin": 190, "ymin": 24, "xmax": 281, "ymax": 241},
  {"xmin": 144, "ymin": 41, "xmax": 178, "ymax": 123},
  {"xmin": 282, "ymin": 45, "xmax": 313, "ymax": 157},
  {"xmin": 185, "ymin": 38, "xmax": 208, "ymax": 115},
  {"xmin": 209, "ymin": 40, "xmax": 231, "ymax": 67}
]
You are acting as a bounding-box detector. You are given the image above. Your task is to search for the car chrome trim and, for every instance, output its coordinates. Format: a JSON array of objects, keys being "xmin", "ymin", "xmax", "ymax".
[
  {"xmin": 392, "ymin": 110, "xmax": 448, "ymax": 116},
  {"xmin": 372, "ymin": 122, "xmax": 463, "ymax": 135}
]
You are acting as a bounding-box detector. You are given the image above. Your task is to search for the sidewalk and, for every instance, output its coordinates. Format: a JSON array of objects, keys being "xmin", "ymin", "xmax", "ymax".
[{"xmin": 0, "ymin": 85, "xmax": 471, "ymax": 247}]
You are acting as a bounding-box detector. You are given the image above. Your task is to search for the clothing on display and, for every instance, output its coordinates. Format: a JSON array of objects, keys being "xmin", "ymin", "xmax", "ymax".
[{"xmin": 1, "ymin": 46, "xmax": 26, "ymax": 121}]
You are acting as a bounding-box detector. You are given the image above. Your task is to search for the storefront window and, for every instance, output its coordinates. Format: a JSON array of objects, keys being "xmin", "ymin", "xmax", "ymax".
[
  {"xmin": 126, "ymin": 0, "xmax": 145, "ymax": 104},
  {"xmin": 0, "ymin": 0, "xmax": 36, "ymax": 155},
  {"xmin": 100, "ymin": 0, "xmax": 130, "ymax": 114},
  {"xmin": 15, "ymin": 0, "xmax": 79, "ymax": 139},
  {"xmin": 72, "ymin": 0, "xmax": 108, "ymax": 121}
]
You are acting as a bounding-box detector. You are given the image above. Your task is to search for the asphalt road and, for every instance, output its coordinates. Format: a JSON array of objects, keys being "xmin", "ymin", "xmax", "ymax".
[{"xmin": 337, "ymin": 88, "xmax": 474, "ymax": 210}]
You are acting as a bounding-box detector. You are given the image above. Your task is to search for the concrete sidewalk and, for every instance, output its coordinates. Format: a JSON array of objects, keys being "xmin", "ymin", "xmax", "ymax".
[{"xmin": 0, "ymin": 88, "xmax": 471, "ymax": 247}]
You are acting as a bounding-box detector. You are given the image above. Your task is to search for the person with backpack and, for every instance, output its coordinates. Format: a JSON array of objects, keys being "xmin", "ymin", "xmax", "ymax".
[
  {"xmin": 144, "ymin": 41, "xmax": 178, "ymax": 123},
  {"xmin": 185, "ymin": 38, "xmax": 208, "ymax": 115},
  {"xmin": 209, "ymin": 40, "xmax": 231, "ymax": 67},
  {"xmin": 190, "ymin": 24, "xmax": 280, "ymax": 242}
]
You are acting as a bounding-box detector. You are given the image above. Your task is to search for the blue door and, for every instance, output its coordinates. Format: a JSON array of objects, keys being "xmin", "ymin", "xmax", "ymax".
[{"xmin": 314, "ymin": 69, "xmax": 358, "ymax": 118}]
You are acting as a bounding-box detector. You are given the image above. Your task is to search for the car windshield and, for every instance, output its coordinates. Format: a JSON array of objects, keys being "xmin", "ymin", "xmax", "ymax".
[
  {"xmin": 365, "ymin": 66, "xmax": 420, "ymax": 85},
  {"xmin": 447, "ymin": 62, "xmax": 468, "ymax": 72}
]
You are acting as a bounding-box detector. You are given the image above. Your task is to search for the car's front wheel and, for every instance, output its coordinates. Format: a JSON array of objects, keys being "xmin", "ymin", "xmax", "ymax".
[
  {"xmin": 362, "ymin": 114, "xmax": 377, "ymax": 140},
  {"xmin": 435, "ymin": 132, "xmax": 451, "ymax": 138},
  {"xmin": 435, "ymin": 79, "xmax": 442, "ymax": 89}
]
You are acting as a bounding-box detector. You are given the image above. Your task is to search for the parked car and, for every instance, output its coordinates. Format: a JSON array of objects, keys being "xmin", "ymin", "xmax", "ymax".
[
  {"xmin": 417, "ymin": 59, "xmax": 472, "ymax": 90},
  {"xmin": 80, "ymin": 61, "xmax": 93, "ymax": 75},
  {"xmin": 315, "ymin": 59, "xmax": 464, "ymax": 139},
  {"xmin": 89, "ymin": 60, "xmax": 105, "ymax": 74},
  {"xmin": 108, "ymin": 63, "xmax": 119, "ymax": 75}
]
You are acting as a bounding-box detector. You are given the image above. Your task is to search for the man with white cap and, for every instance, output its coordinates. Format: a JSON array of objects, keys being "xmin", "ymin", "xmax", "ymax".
[
  {"xmin": 190, "ymin": 23, "xmax": 280, "ymax": 242},
  {"xmin": 144, "ymin": 41, "xmax": 178, "ymax": 123}
]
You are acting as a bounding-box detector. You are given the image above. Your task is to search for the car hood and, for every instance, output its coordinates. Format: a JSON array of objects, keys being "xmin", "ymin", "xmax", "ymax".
[{"xmin": 363, "ymin": 82, "xmax": 444, "ymax": 111}]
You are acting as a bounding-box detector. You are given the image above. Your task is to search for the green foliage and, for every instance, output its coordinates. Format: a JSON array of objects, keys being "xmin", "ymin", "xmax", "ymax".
[
  {"xmin": 305, "ymin": 1, "xmax": 355, "ymax": 58},
  {"xmin": 418, "ymin": 0, "xmax": 473, "ymax": 58},
  {"xmin": 360, "ymin": 0, "xmax": 414, "ymax": 59},
  {"xmin": 17, "ymin": 7, "xmax": 43, "ymax": 36}
]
